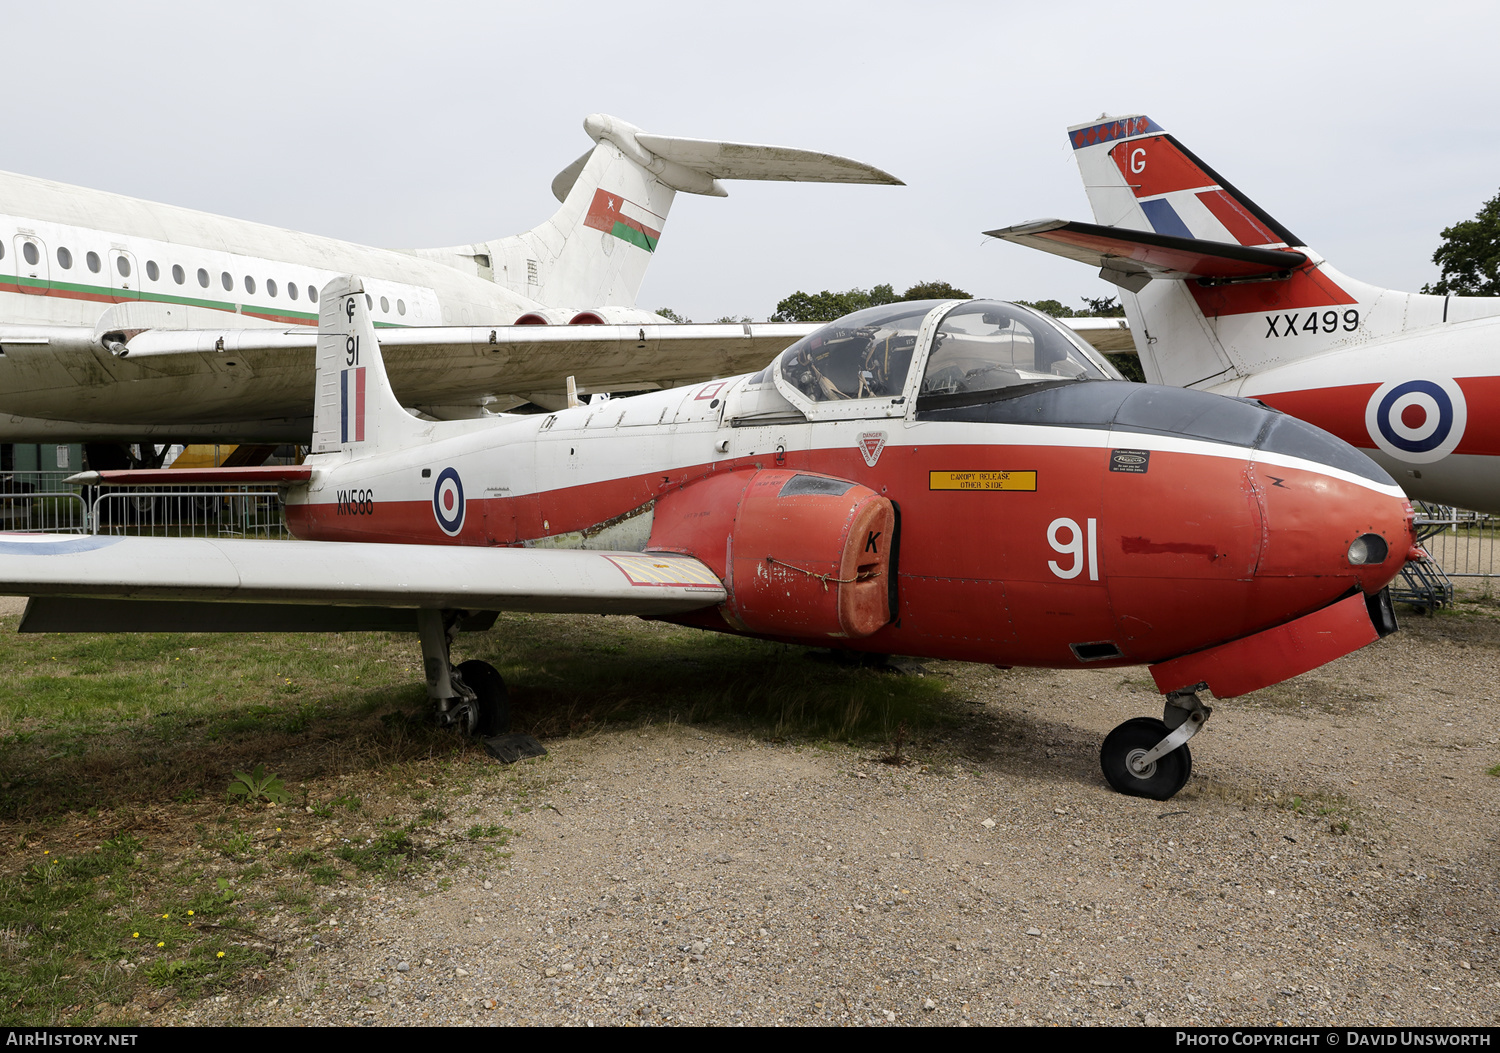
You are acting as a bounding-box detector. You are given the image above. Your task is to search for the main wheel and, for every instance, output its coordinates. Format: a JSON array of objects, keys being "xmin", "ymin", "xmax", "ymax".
[
  {"xmin": 456, "ymin": 659, "xmax": 510, "ymax": 737},
  {"xmin": 1100, "ymin": 716, "xmax": 1192, "ymax": 800}
]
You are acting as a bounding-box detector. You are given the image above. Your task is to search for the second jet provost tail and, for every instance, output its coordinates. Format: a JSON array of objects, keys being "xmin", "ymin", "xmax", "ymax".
[{"xmin": 990, "ymin": 115, "xmax": 1500, "ymax": 390}]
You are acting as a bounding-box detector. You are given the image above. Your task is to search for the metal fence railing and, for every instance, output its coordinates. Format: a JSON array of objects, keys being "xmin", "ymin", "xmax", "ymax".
[
  {"xmin": 1413, "ymin": 507, "xmax": 1500, "ymax": 579},
  {"xmin": 0, "ymin": 490, "xmax": 90, "ymax": 533},
  {"xmin": 90, "ymin": 489, "xmax": 290, "ymax": 540},
  {"xmin": 0, "ymin": 470, "xmax": 290, "ymax": 540}
]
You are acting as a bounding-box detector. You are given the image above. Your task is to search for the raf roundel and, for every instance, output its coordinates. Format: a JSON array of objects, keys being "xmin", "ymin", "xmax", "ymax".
[
  {"xmin": 433, "ymin": 467, "xmax": 465, "ymax": 536},
  {"xmin": 1363, "ymin": 378, "xmax": 1468, "ymax": 465}
]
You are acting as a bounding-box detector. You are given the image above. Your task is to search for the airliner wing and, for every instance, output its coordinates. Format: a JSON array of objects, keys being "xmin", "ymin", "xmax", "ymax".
[
  {"xmin": 105, "ymin": 321, "xmax": 817, "ymax": 396},
  {"xmin": 0, "ymin": 534, "xmax": 725, "ymax": 632},
  {"xmin": 94, "ymin": 316, "xmax": 1135, "ymax": 380}
]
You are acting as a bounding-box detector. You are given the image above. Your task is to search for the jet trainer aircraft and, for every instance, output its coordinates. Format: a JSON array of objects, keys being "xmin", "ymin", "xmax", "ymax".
[
  {"xmin": 5, "ymin": 277, "xmax": 1415, "ymax": 801},
  {"xmin": 990, "ymin": 114, "xmax": 1500, "ymax": 513},
  {"xmin": 0, "ymin": 114, "xmax": 901, "ymax": 446}
]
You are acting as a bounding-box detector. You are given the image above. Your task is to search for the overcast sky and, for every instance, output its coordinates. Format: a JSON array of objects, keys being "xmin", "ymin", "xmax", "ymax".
[{"xmin": 6, "ymin": 1, "xmax": 1498, "ymax": 320}]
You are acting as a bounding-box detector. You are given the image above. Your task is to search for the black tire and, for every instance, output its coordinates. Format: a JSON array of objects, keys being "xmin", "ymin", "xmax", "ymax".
[
  {"xmin": 457, "ymin": 659, "xmax": 510, "ymax": 737},
  {"xmin": 1100, "ymin": 716, "xmax": 1192, "ymax": 800}
]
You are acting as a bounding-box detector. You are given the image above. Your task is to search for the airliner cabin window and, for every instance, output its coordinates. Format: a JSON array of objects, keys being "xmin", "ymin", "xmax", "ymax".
[
  {"xmin": 146, "ymin": 261, "xmax": 159, "ymax": 281},
  {"xmin": 266, "ymin": 279, "xmax": 277, "ymax": 298},
  {"xmin": 287, "ymin": 283, "xmax": 298, "ymax": 301},
  {"xmin": 244, "ymin": 276, "xmax": 256, "ymax": 295},
  {"xmin": 365, "ymin": 294, "xmax": 373, "ymax": 310},
  {"xmin": 172, "ymin": 264, "xmax": 185, "ymax": 285},
  {"xmin": 87, "ymin": 251, "xmax": 101, "ymax": 273},
  {"xmin": 380, "ymin": 296, "xmax": 389, "ymax": 313},
  {"xmin": 919, "ymin": 301, "xmax": 1116, "ymax": 400},
  {"xmin": 197, "ymin": 268, "xmax": 209, "ymax": 288},
  {"xmin": 778, "ymin": 301, "xmax": 934, "ymax": 402},
  {"xmin": 307, "ymin": 285, "xmax": 318, "ymax": 303},
  {"xmin": 116, "ymin": 256, "xmax": 130, "ymax": 278},
  {"xmin": 397, "ymin": 299, "xmax": 406, "ymax": 316},
  {"xmin": 221, "ymin": 272, "xmax": 233, "ymax": 292},
  {"xmin": 56, "ymin": 247, "xmax": 72, "ymax": 269},
  {"xmin": 22, "ymin": 242, "xmax": 38, "ymax": 266}
]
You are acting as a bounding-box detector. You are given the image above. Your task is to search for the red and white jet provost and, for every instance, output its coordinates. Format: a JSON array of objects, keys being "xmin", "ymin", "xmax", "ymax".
[
  {"xmin": 990, "ymin": 114, "xmax": 1500, "ymax": 513},
  {"xmin": 7, "ymin": 278, "xmax": 1417, "ymax": 800}
]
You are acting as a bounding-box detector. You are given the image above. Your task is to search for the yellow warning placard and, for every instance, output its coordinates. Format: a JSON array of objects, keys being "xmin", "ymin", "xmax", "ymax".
[{"xmin": 928, "ymin": 470, "xmax": 1037, "ymax": 492}]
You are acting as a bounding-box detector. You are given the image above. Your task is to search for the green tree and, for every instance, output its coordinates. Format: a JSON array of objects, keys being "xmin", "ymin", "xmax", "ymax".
[
  {"xmin": 1080, "ymin": 295, "xmax": 1125, "ymax": 317},
  {"xmin": 772, "ymin": 288, "xmax": 881, "ymax": 322},
  {"xmin": 1423, "ymin": 190, "xmax": 1500, "ymax": 295},
  {"xmin": 655, "ymin": 307, "xmax": 690, "ymax": 323},
  {"xmin": 899, "ymin": 280, "xmax": 971, "ymax": 301},
  {"xmin": 772, "ymin": 281, "xmax": 969, "ymax": 322},
  {"xmin": 1015, "ymin": 298, "xmax": 1076, "ymax": 317}
]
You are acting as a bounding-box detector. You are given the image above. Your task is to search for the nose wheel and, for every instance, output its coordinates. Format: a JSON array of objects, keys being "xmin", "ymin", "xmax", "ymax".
[{"xmin": 1100, "ymin": 688, "xmax": 1210, "ymax": 800}]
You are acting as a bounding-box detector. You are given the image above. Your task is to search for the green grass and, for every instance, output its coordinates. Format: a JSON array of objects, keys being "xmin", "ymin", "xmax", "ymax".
[{"xmin": 0, "ymin": 610, "xmax": 969, "ymax": 1024}]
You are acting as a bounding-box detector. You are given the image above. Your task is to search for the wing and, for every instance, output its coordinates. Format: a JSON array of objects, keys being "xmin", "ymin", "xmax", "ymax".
[
  {"xmin": 986, "ymin": 219, "xmax": 1308, "ymax": 287},
  {"xmin": 0, "ymin": 534, "xmax": 725, "ymax": 632},
  {"xmin": 106, "ymin": 321, "xmax": 815, "ymax": 398}
]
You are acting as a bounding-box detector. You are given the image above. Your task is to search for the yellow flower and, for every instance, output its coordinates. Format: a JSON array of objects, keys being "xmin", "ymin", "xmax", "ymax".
[
  {"xmin": 132, "ymin": 932, "xmax": 139, "ymax": 938},
  {"xmin": 156, "ymin": 942, "xmax": 164, "ymax": 948},
  {"xmin": 217, "ymin": 952, "xmax": 225, "ymax": 959},
  {"xmin": 187, "ymin": 911, "xmax": 194, "ymax": 916},
  {"xmin": 162, "ymin": 913, "xmax": 169, "ymax": 919}
]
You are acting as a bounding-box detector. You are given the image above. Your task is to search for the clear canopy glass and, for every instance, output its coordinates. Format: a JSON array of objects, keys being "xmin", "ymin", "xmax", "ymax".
[
  {"xmin": 776, "ymin": 299, "xmax": 1120, "ymax": 409},
  {"xmin": 920, "ymin": 301, "xmax": 1118, "ymax": 399},
  {"xmin": 777, "ymin": 301, "xmax": 939, "ymax": 402}
]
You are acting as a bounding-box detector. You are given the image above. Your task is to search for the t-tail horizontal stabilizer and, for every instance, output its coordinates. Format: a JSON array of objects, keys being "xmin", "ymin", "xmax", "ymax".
[{"xmin": 986, "ymin": 219, "xmax": 1308, "ymax": 293}]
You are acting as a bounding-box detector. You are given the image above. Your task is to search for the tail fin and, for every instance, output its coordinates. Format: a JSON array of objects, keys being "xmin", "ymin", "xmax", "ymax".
[
  {"xmin": 417, "ymin": 114, "xmax": 901, "ymax": 312},
  {"xmin": 311, "ymin": 277, "xmax": 425, "ymax": 455},
  {"xmin": 1045, "ymin": 115, "xmax": 1500, "ymax": 389}
]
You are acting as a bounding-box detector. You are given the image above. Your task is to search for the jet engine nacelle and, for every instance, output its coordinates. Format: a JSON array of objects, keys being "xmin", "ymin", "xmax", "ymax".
[
  {"xmin": 647, "ymin": 469, "xmax": 895, "ymax": 639},
  {"xmin": 512, "ymin": 306, "xmax": 669, "ymax": 326}
]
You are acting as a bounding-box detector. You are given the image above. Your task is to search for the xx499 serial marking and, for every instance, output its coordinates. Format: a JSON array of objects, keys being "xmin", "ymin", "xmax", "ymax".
[{"xmin": 1264, "ymin": 309, "xmax": 1360, "ymax": 338}]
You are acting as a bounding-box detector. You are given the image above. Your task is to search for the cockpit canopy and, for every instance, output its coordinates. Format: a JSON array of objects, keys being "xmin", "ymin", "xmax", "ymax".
[{"xmin": 775, "ymin": 299, "xmax": 1121, "ymax": 413}]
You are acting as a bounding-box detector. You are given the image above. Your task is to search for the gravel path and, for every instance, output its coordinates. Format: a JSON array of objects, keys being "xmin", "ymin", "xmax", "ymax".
[{"xmin": 162, "ymin": 604, "xmax": 1500, "ymax": 1027}]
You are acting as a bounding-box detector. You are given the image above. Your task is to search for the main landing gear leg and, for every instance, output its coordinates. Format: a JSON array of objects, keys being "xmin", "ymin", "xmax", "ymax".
[
  {"xmin": 1099, "ymin": 684, "xmax": 1212, "ymax": 801},
  {"xmin": 416, "ymin": 609, "xmax": 510, "ymax": 737}
]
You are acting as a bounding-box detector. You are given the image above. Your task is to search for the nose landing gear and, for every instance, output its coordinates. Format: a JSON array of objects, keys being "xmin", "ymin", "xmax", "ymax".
[{"xmin": 1100, "ymin": 685, "xmax": 1211, "ymax": 800}]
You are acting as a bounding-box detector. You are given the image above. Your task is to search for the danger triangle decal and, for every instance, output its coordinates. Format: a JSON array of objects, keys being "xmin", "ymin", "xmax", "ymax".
[{"xmin": 858, "ymin": 431, "xmax": 887, "ymax": 467}]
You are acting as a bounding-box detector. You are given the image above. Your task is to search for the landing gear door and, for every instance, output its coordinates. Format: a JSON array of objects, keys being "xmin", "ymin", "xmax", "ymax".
[
  {"xmin": 108, "ymin": 249, "xmax": 139, "ymax": 300},
  {"xmin": 13, "ymin": 235, "xmax": 48, "ymax": 296}
]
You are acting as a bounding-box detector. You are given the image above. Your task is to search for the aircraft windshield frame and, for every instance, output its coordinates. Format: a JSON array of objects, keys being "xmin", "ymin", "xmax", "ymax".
[
  {"xmin": 916, "ymin": 301, "xmax": 1122, "ymax": 407},
  {"xmin": 773, "ymin": 300, "xmax": 944, "ymax": 419},
  {"xmin": 772, "ymin": 299, "xmax": 1121, "ymax": 420}
]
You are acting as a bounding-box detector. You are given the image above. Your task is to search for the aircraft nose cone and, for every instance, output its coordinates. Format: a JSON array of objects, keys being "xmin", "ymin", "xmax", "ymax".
[{"xmin": 1248, "ymin": 410, "xmax": 1415, "ymax": 596}]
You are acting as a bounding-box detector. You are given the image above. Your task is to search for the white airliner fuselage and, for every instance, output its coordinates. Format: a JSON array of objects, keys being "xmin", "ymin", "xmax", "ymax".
[{"xmin": 0, "ymin": 114, "xmax": 902, "ymax": 443}]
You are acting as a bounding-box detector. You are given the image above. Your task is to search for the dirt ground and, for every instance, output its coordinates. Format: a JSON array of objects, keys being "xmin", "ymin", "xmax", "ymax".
[{"xmin": 149, "ymin": 591, "xmax": 1500, "ymax": 1027}]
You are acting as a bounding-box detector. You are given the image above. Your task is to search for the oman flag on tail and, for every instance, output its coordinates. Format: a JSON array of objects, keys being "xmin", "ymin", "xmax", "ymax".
[{"xmin": 583, "ymin": 188, "xmax": 664, "ymax": 252}]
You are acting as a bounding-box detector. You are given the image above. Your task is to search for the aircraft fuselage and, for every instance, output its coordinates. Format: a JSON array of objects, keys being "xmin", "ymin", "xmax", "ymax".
[{"xmin": 285, "ymin": 371, "xmax": 1412, "ymax": 671}]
